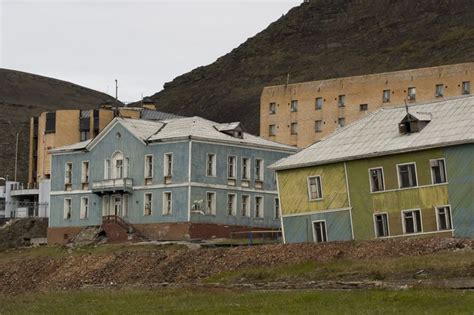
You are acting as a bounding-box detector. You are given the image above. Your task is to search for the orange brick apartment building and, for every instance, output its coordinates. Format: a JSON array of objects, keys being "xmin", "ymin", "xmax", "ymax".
[{"xmin": 260, "ymin": 63, "xmax": 473, "ymax": 148}]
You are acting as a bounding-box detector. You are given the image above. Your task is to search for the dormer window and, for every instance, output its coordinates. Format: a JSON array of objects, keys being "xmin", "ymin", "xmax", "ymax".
[
  {"xmin": 399, "ymin": 111, "xmax": 431, "ymax": 135},
  {"xmin": 215, "ymin": 122, "xmax": 244, "ymax": 139}
]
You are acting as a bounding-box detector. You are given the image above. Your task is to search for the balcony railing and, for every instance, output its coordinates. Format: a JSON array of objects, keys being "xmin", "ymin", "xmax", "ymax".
[{"xmin": 92, "ymin": 178, "xmax": 133, "ymax": 194}]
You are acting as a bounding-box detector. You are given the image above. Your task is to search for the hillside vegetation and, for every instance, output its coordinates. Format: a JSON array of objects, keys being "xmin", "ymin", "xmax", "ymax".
[
  {"xmin": 141, "ymin": 0, "xmax": 474, "ymax": 134},
  {"xmin": 0, "ymin": 69, "xmax": 115, "ymax": 182}
]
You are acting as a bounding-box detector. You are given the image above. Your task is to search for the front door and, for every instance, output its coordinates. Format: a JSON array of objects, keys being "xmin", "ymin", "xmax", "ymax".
[{"xmin": 113, "ymin": 195, "xmax": 122, "ymax": 216}]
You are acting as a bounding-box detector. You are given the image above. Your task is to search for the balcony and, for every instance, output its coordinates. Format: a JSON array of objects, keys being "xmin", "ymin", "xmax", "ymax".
[
  {"xmin": 10, "ymin": 182, "xmax": 39, "ymax": 197},
  {"xmin": 92, "ymin": 178, "xmax": 133, "ymax": 194}
]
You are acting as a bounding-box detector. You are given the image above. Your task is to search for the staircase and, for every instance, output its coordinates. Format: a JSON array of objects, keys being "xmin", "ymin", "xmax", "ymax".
[{"xmin": 101, "ymin": 215, "xmax": 142, "ymax": 243}]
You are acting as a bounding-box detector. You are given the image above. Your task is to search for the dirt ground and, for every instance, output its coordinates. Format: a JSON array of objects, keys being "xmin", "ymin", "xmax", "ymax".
[
  {"xmin": 0, "ymin": 218, "xmax": 48, "ymax": 251},
  {"xmin": 0, "ymin": 237, "xmax": 473, "ymax": 295}
]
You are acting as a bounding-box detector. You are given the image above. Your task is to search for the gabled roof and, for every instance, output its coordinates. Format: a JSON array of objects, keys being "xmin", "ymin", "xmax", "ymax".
[
  {"xmin": 51, "ymin": 116, "xmax": 297, "ymax": 154},
  {"xmin": 270, "ymin": 96, "xmax": 474, "ymax": 171},
  {"xmin": 49, "ymin": 139, "xmax": 92, "ymax": 153}
]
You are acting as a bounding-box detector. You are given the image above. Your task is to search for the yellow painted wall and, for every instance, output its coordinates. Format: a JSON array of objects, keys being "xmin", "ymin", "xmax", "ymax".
[{"xmin": 277, "ymin": 163, "xmax": 349, "ymax": 215}]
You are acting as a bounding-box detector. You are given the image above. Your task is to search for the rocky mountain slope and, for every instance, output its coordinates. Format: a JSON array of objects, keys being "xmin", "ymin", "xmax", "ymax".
[
  {"xmin": 0, "ymin": 69, "xmax": 115, "ymax": 182},
  {"xmin": 141, "ymin": 0, "xmax": 474, "ymax": 134}
]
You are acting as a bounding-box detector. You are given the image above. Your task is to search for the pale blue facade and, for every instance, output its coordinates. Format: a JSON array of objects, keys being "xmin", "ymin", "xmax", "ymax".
[{"xmin": 50, "ymin": 120, "xmax": 293, "ymax": 233}]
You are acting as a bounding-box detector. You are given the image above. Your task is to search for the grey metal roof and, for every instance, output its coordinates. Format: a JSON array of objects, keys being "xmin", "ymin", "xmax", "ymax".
[
  {"xmin": 270, "ymin": 96, "xmax": 474, "ymax": 170},
  {"xmin": 140, "ymin": 108, "xmax": 183, "ymax": 120}
]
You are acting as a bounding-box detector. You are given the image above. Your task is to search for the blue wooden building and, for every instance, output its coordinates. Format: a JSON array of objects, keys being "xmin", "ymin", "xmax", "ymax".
[{"xmin": 47, "ymin": 116, "xmax": 296, "ymax": 243}]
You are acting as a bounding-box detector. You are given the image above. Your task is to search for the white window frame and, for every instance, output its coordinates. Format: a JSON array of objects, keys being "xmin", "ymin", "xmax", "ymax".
[
  {"xmin": 255, "ymin": 195, "xmax": 264, "ymax": 218},
  {"xmin": 64, "ymin": 198, "xmax": 72, "ymax": 220},
  {"xmin": 462, "ymin": 81, "xmax": 470, "ymax": 95},
  {"xmin": 206, "ymin": 153, "xmax": 217, "ymax": 177},
  {"xmin": 241, "ymin": 194, "xmax": 250, "ymax": 217},
  {"xmin": 144, "ymin": 193, "xmax": 152, "ymax": 216},
  {"xmin": 206, "ymin": 191, "xmax": 216, "ymax": 215},
  {"xmin": 368, "ymin": 167, "xmax": 385, "ymax": 193},
  {"xmin": 144, "ymin": 154, "xmax": 154, "ymax": 179},
  {"xmin": 315, "ymin": 120, "xmax": 322, "ymax": 133},
  {"xmin": 255, "ymin": 159, "xmax": 264, "ymax": 182},
  {"xmin": 227, "ymin": 193, "xmax": 237, "ymax": 216},
  {"xmin": 435, "ymin": 205, "xmax": 453, "ymax": 231},
  {"xmin": 162, "ymin": 191, "xmax": 172, "ymax": 215},
  {"xmin": 435, "ymin": 84, "xmax": 444, "ymax": 97},
  {"xmin": 241, "ymin": 157, "xmax": 250, "ymax": 180},
  {"xmin": 164, "ymin": 153, "xmax": 173, "ymax": 177},
  {"xmin": 337, "ymin": 95, "xmax": 345, "ymax": 107},
  {"xmin": 65, "ymin": 162, "xmax": 73, "ymax": 185},
  {"xmin": 269, "ymin": 124, "xmax": 276, "ymax": 136},
  {"xmin": 397, "ymin": 162, "xmax": 418, "ymax": 189},
  {"xmin": 315, "ymin": 97, "xmax": 323, "ymax": 110},
  {"xmin": 407, "ymin": 87, "xmax": 416, "ymax": 101},
  {"xmin": 401, "ymin": 209, "xmax": 423, "ymax": 234},
  {"xmin": 102, "ymin": 195, "xmax": 109, "ymax": 216},
  {"xmin": 81, "ymin": 161, "xmax": 90, "ymax": 184},
  {"xmin": 430, "ymin": 158, "xmax": 448, "ymax": 185},
  {"xmin": 373, "ymin": 212, "xmax": 390, "ymax": 238},
  {"xmin": 104, "ymin": 159, "xmax": 110, "ymax": 179},
  {"xmin": 269, "ymin": 102, "xmax": 276, "ymax": 114},
  {"xmin": 307, "ymin": 176, "xmax": 323, "ymax": 201},
  {"xmin": 312, "ymin": 220, "xmax": 328, "ymax": 243},
  {"xmin": 383, "ymin": 89, "xmax": 391, "ymax": 103},
  {"xmin": 227, "ymin": 155, "xmax": 237, "ymax": 179},
  {"xmin": 80, "ymin": 196, "xmax": 89, "ymax": 219}
]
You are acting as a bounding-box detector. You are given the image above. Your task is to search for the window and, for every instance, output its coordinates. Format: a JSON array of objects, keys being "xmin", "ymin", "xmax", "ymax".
[
  {"xmin": 360, "ymin": 104, "xmax": 368, "ymax": 111},
  {"xmin": 227, "ymin": 194, "xmax": 236, "ymax": 216},
  {"xmin": 65, "ymin": 163, "xmax": 72, "ymax": 185},
  {"xmin": 338, "ymin": 118, "xmax": 345, "ymax": 127},
  {"xmin": 307, "ymin": 176, "xmax": 323, "ymax": 200},
  {"xmin": 402, "ymin": 209, "xmax": 422, "ymax": 234},
  {"xmin": 435, "ymin": 84, "xmax": 444, "ymax": 97},
  {"xmin": 462, "ymin": 81, "xmax": 470, "ymax": 95},
  {"xmin": 383, "ymin": 90, "xmax": 391, "ymax": 103},
  {"xmin": 115, "ymin": 159, "xmax": 123, "ymax": 178},
  {"xmin": 45, "ymin": 112, "xmax": 56, "ymax": 134},
  {"xmin": 241, "ymin": 195, "xmax": 250, "ymax": 217},
  {"xmin": 312, "ymin": 221, "xmax": 327, "ymax": 243},
  {"xmin": 374, "ymin": 213, "xmax": 389, "ymax": 237},
  {"xmin": 144, "ymin": 193, "xmax": 152, "ymax": 216},
  {"xmin": 145, "ymin": 155, "xmax": 153, "ymax": 178},
  {"xmin": 274, "ymin": 198, "xmax": 280, "ymax": 219},
  {"xmin": 398, "ymin": 163, "xmax": 418, "ymax": 188},
  {"xmin": 255, "ymin": 196, "xmax": 263, "ymax": 218},
  {"xmin": 269, "ymin": 124, "xmax": 276, "ymax": 136},
  {"xmin": 290, "ymin": 122, "xmax": 298, "ymax": 135},
  {"xmin": 227, "ymin": 156, "xmax": 236, "ymax": 178},
  {"xmin": 369, "ymin": 168, "xmax": 385, "ymax": 192},
  {"xmin": 255, "ymin": 159, "xmax": 264, "ymax": 181},
  {"xmin": 164, "ymin": 153, "xmax": 173, "ymax": 177},
  {"xmin": 269, "ymin": 102, "xmax": 276, "ymax": 114},
  {"xmin": 338, "ymin": 95, "xmax": 345, "ymax": 107},
  {"xmin": 163, "ymin": 192, "xmax": 172, "ymax": 215},
  {"xmin": 206, "ymin": 192, "xmax": 216, "ymax": 215},
  {"xmin": 315, "ymin": 97, "xmax": 323, "ymax": 110},
  {"xmin": 81, "ymin": 161, "xmax": 89, "ymax": 183},
  {"xmin": 123, "ymin": 194, "xmax": 129, "ymax": 217},
  {"xmin": 242, "ymin": 157, "xmax": 250, "ymax": 180},
  {"xmin": 407, "ymin": 87, "xmax": 416, "ymax": 101},
  {"xmin": 430, "ymin": 159, "xmax": 447, "ymax": 184},
  {"xmin": 436, "ymin": 206, "xmax": 452, "ymax": 231},
  {"xmin": 290, "ymin": 100, "xmax": 298, "ymax": 112},
  {"xmin": 104, "ymin": 159, "xmax": 110, "ymax": 179},
  {"xmin": 64, "ymin": 198, "xmax": 72, "ymax": 220},
  {"xmin": 206, "ymin": 154, "xmax": 216, "ymax": 177},
  {"xmin": 80, "ymin": 197, "xmax": 89, "ymax": 219},
  {"xmin": 315, "ymin": 120, "xmax": 322, "ymax": 133},
  {"xmin": 80, "ymin": 130, "xmax": 90, "ymax": 142}
]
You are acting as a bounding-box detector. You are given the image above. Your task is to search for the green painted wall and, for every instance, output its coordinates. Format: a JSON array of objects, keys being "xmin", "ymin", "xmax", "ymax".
[
  {"xmin": 277, "ymin": 163, "xmax": 348, "ymax": 215},
  {"xmin": 347, "ymin": 148, "xmax": 449, "ymax": 240}
]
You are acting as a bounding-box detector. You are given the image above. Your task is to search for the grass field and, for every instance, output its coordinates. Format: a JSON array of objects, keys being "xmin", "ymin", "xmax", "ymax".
[{"xmin": 1, "ymin": 288, "xmax": 474, "ymax": 314}]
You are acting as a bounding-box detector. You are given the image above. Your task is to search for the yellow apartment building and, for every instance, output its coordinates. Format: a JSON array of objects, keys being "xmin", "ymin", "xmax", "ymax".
[
  {"xmin": 260, "ymin": 63, "xmax": 473, "ymax": 148},
  {"xmin": 28, "ymin": 103, "xmax": 180, "ymax": 184}
]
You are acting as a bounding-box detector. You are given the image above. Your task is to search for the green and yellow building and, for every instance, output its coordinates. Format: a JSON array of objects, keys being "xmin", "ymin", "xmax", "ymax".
[{"xmin": 270, "ymin": 96, "xmax": 474, "ymax": 243}]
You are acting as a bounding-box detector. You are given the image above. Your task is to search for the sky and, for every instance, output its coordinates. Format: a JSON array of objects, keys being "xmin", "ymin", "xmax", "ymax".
[{"xmin": 0, "ymin": 0, "xmax": 300, "ymax": 102}]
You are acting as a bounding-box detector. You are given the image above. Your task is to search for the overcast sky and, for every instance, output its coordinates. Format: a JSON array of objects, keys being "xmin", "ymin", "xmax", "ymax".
[{"xmin": 1, "ymin": 0, "xmax": 300, "ymax": 102}]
